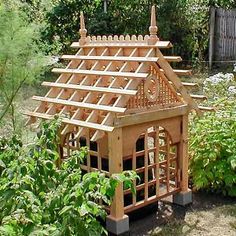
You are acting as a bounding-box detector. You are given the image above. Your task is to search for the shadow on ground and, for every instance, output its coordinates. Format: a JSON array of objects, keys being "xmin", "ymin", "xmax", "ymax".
[{"xmin": 128, "ymin": 191, "xmax": 236, "ymax": 236}]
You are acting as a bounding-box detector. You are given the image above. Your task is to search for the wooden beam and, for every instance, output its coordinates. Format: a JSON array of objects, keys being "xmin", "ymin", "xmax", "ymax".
[
  {"xmin": 42, "ymin": 81, "xmax": 137, "ymax": 96},
  {"xmin": 198, "ymin": 106, "xmax": 215, "ymax": 111},
  {"xmin": 71, "ymin": 41, "xmax": 173, "ymax": 49},
  {"xmin": 153, "ymin": 54, "xmax": 201, "ymax": 114},
  {"xmin": 32, "ymin": 96, "xmax": 126, "ymax": 113},
  {"xmin": 24, "ymin": 111, "xmax": 114, "ymax": 132},
  {"xmin": 61, "ymin": 47, "xmax": 118, "ymax": 136},
  {"xmin": 91, "ymin": 48, "xmax": 155, "ymax": 141},
  {"xmin": 61, "ymin": 55, "xmax": 159, "ymax": 63},
  {"xmin": 114, "ymin": 105, "xmax": 189, "ymax": 127},
  {"xmin": 164, "ymin": 56, "xmax": 182, "ymax": 62},
  {"xmin": 182, "ymin": 82, "xmax": 198, "ymax": 87},
  {"xmin": 160, "ymin": 68, "xmax": 192, "ymax": 76},
  {"xmin": 52, "ymin": 68, "xmax": 148, "ymax": 79},
  {"xmin": 190, "ymin": 94, "xmax": 207, "ymax": 100},
  {"xmin": 177, "ymin": 93, "xmax": 207, "ymax": 100},
  {"xmin": 170, "ymin": 81, "xmax": 197, "ymax": 87}
]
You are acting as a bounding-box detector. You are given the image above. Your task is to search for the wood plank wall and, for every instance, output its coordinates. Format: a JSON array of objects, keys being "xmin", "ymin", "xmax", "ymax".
[{"xmin": 213, "ymin": 8, "xmax": 236, "ymax": 61}]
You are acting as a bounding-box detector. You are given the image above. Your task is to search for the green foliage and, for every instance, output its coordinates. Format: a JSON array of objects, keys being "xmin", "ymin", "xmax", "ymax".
[
  {"xmin": 41, "ymin": 0, "xmax": 236, "ymax": 63},
  {"xmin": 189, "ymin": 73, "xmax": 236, "ymax": 196},
  {"xmin": 0, "ymin": 117, "xmax": 138, "ymax": 235},
  {"xmin": 0, "ymin": 2, "xmax": 46, "ymax": 132},
  {"xmin": 4, "ymin": 0, "xmax": 236, "ymax": 64}
]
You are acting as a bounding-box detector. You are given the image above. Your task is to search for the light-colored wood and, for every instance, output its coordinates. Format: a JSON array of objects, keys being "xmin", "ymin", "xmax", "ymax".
[
  {"xmin": 164, "ymin": 56, "xmax": 182, "ymax": 62},
  {"xmin": 170, "ymin": 81, "xmax": 197, "ymax": 87},
  {"xmin": 24, "ymin": 111, "xmax": 114, "ymax": 132},
  {"xmin": 124, "ymin": 188, "xmax": 180, "ymax": 213},
  {"xmin": 148, "ymin": 5, "xmax": 159, "ymax": 44},
  {"xmin": 177, "ymin": 93, "xmax": 207, "ymax": 100},
  {"xmin": 74, "ymin": 47, "xmax": 135, "ymax": 140},
  {"xmin": 108, "ymin": 128, "xmax": 125, "ymax": 219},
  {"xmin": 132, "ymin": 147, "xmax": 137, "ymax": 205},
  {"xmin": 61, "ymin": 47, "xmax": 116, "ymax": 136},
  {"xmin": 24, "ymin": 3, "xmax": 213, "ymax": 218},
  {"xmin": 42, "ymin": 81, "xmax": 137, "ymax": 96},
  {"xmin": 181, "ymin": 82, "xmax": 198, "ymax": 87},
  {"xmin": 190, "ymin": 94, "xmax": 207, "ymax": 100},
  {"xmin": 179, "ymin": 115, "xmax": 189, "ymax": 192},
  {"xmin": 115, "ymin": 105, "xmax": 189, "ymax": 128},
  {"xmin": 198, "ymin": 106, "xmax": 215, "ymax": 111},
  {"xmin": 155, "ymin": 127, "xmax": 160, "ymax": 196},
  {"xmin": 61, "ymin": 55, "xmax": 159, "ymax": 63},
  {"xmin": 154, "ymin": 57, "xmax": 202, "ymax": 115},
  {"xmin": 71, "ymin": 41, "xmax": 173, "ymax": 49},
  {"xmin": 166, "ymin": 134, "xmax": 170, "ymax": 192},
  {"xmin": 52, "ymin": 68, "xmax": 149, "ymax": 79},
  {"xmin": 160, "ymin": 68, "xmax": 192, "ymax": 76},
  {"xmin": 144, "ymin": 131, "xmax": 148, "ymax": 201},
  {"xmin": 25, "ymin": 47, "xmax": 87, "ymax": 125},
  {"xmin": 79, "ymin": 11, "xmax": 87, "ymax": 45},
  {"xmin": 32, "ymin": 96, "xmax": 126, "ymax": 113},
  {"xmin": 91, "ymin": 48, "xmax": 155, "ymax": 141}
]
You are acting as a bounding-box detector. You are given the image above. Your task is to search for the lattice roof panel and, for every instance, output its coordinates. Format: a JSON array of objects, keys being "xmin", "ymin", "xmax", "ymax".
[{"xmin": 25, "ymin": 6, "xmax": 213, "ymax": 141}]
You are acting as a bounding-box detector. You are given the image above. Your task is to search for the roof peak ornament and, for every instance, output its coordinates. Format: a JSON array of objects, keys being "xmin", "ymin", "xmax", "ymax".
[
  {"xmin": 149, "ymin": 5, "xmax": 159, "ymax": 44},
  {"xmin": 79, "ymin": 11, "xmax": 87, "ymax": 45}
]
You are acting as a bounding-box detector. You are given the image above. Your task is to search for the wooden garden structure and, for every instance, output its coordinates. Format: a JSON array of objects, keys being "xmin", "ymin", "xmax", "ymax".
[{"xmin": 25, "ymin": 6, "xmax": 213, "ymax": 235}]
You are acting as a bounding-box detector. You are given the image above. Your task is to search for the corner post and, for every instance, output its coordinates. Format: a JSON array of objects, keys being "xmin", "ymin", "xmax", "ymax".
[
  {"xmin": 173, "ymin": 114, "xmax": 192, "ymax": 205},
  {"xmin": 106, "ymin": 128, "xmax": 129, "ymax": 235}
]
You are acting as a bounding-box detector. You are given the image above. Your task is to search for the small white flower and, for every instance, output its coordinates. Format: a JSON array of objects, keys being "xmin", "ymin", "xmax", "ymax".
[
  {"xmin": 234, "ymin": 63, "xmax": 236, "ymax": 72},
  {"xmin": 228, "ymin": 86, "xmax": 236, "ymax": 94}
]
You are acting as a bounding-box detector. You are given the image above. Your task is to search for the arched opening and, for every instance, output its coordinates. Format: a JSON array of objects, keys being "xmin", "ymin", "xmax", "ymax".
[{"xmin": 124, "ymin": 126, "xmax": 179, "ymax": 210}]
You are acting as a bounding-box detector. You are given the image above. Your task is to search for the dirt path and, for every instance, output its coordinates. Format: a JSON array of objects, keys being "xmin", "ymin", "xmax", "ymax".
[{"xmin": 129, "ymin": 192, "xmax": 236, "ymax": 236}]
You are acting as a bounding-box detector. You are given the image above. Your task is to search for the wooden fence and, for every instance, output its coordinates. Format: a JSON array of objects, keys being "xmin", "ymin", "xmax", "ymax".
[{"xmin": 209, "ymin": 7, "xmax": 236, "ymax": 68}]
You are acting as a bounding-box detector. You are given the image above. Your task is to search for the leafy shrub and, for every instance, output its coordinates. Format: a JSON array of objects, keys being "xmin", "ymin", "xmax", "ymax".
[
  {"xmin": 189, "ymin": 73, "xmax": 236, "ymax": 196},
  {"xmin": 0, "ymin": 118, "xmax": 137, "ymax": 235}
]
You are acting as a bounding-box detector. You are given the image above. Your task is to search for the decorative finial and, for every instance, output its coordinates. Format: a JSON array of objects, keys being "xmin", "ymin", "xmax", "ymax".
[
  {"xmin": 148, "ymin": 5, "xmax": 159, "ymax": 44},
  {"xmin": 79, "ymin": 11, "xmax": 87, "ymax": 45}
]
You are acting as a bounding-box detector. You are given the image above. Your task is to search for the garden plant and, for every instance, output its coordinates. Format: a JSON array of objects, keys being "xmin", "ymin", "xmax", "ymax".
[
  {"xmin": 189, "ymin": 73, "xmax": 236, "ymax": 196},
  {"xmin": 0, "ymin": 117, "xmax": 137, "ymax": 235}
]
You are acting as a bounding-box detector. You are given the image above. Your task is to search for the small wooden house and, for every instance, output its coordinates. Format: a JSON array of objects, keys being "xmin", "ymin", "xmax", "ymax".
[{"xmin": 25, "ymin": 6, "xmax": 212, "ymax": 235}]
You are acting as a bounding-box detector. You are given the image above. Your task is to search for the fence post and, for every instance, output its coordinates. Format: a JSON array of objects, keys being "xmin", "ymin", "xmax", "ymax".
[{"xmin": 209, "ymin": 7, "xmax": 216, "ymax": 70}]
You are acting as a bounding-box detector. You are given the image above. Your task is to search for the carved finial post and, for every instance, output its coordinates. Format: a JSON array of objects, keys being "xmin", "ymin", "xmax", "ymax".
[
  {"xmin": 79, "ymin": 11, "xmax": 87, "ymax": 45},
  {"xmin": 148, "ymin": 5, "xmax": 159, "ymax": 44}
]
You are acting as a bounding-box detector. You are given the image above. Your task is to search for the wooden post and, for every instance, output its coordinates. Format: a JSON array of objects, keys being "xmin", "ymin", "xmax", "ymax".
[
  {"xmin": 209, "ymin": 7, "xmax": 216, "ymax": 70},
  {"xmin": 179, "ymin": 114, "xmax": 189, "ymax": 192},
  {"xmin": 108, "ymin": 128, "xmax": 124, "ymax": 219},
  {"xmin": 173, "ymin": 114, "xmax": 192, "ymax": 206},
  {"xmin": 106, "ymin": 128, "xmax": 129, "ymax": 235}
]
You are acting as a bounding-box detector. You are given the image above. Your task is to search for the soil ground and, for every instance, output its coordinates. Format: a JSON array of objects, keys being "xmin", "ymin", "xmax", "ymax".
[{"xmin": 128, "ymin": 191, "xmax": 236, "ymax": 236}]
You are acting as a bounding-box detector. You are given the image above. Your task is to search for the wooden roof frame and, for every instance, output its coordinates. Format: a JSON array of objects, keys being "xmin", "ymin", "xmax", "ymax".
[{"xmin": 25, "ymin": 6, "xmax": 213, "ymax": 141}]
